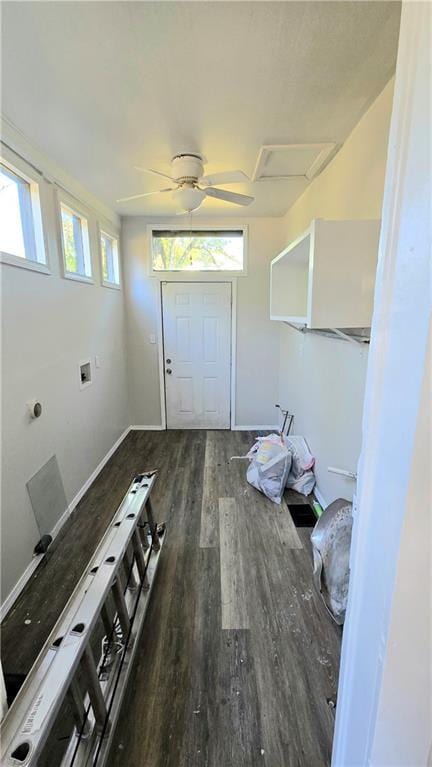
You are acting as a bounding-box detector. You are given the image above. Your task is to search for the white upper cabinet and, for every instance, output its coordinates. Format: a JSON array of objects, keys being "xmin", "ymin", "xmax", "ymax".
[{"xmin": 270, "ymin": 219, "xmax": 381, "ymax": 328}]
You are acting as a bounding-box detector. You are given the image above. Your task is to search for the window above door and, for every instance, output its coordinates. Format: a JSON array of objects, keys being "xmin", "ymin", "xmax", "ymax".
[{"xmin": 149, "ymin": 226, "xmax": 247, "ymax": 276}]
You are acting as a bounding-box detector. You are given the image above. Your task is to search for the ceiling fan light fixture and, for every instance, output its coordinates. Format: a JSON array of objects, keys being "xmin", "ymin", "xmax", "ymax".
[{"xmin": 173, "ymin": 186, "xmax": 205, "ymax": 212}]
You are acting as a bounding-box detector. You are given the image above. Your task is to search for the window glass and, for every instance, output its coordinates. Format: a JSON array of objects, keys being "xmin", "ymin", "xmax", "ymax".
[
  {"xmin": 60, "ymin": 203, "xmax": 91, "ymax": 278},
  {"xmin": 101, "ymin": 231, "xmax": 120, "ymax": 285},
  {"xmin": 152, "ymin": 230, "xmax": 244, "ymax": 271},
  {"xmin": 0, "ymin": 164, "xmax": 38, "ymax": 261}
]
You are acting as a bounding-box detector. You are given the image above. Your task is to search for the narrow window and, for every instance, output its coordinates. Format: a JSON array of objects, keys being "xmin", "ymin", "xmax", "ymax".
[
  {"xmin": 60, "ymin": 202, "xmax": 92, "ymax": 280},
  {"xmin": 151, "ymin": 230, "xmax": 245, "ymax": 272},
  {"xmin": 0, "ymin": 160, "xmax": 46, "ymax": 267},
  {"xmin": 100, "ymin": 230, "xmax": 120, "ymax": 287}
]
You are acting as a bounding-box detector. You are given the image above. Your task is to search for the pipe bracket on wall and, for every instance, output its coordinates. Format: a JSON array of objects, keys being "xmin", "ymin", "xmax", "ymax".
[{"xmin": 328, "ymin": 466, "xmax": 357, "ymax": 480}]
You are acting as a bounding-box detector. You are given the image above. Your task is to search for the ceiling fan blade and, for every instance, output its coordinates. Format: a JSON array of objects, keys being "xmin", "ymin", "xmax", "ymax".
[
  {"xmin": 199, "ymin": 170, "xmax": 249, "ymax": 186},
  {"xmin": 134, "ymin": 166, "xmax": 174, "ymax": 182},
  {"xmin": 203, "ymin": 187, "xmax": 254, "ymax": 206},
  {"xmin": 117, "ymin": 188, "xmax": 175, "ymax": 203}
]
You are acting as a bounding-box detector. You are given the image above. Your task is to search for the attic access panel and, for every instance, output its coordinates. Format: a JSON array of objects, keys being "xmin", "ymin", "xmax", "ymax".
[{"xmin": 253, "ymin": 143, "xmax": 337, "ymax": 181}]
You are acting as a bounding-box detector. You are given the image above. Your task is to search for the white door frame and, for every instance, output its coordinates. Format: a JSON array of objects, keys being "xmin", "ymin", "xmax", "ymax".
[
  {"xmin": 332, "ymin": 3, "xmax": 431, "ymax": 765},
  {"xmin": 156, "ymin": 278, "xmax": 237, "ymax": 430}
]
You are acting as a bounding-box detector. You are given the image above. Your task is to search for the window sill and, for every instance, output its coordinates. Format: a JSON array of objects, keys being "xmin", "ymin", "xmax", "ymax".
[
  {"xmin": 102, "ymin": 280, "xmax": 121, "ymax": 291},
  {"xmin": 63, "ymin": 271, "xmax": 94, "ymax": 285},
  {"xmin": 0, "ymin": 251, "xmax": 51, "ymax": 275}
]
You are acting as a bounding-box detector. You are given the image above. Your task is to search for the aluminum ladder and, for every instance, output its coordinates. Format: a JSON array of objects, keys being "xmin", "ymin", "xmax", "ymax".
[{"xmin": 0, "ymin": 470, "xmax": 166, "ymax": 766}]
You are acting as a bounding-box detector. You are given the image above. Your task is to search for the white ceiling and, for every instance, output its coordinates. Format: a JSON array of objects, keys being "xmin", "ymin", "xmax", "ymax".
[{"xmin": 2, "ymin": 2, "xmax": 400, "ymax": 218}]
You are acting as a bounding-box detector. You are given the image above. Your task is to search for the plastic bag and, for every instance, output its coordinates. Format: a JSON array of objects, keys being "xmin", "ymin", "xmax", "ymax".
[
  {"xmin": 246, "ymin": 434, "xmax": 292, "ymax": 504},
  {"xmin": 310, "ymin": 499, "xmax": 353, "ymax": 624},
  {"xmin": 285, "ymin": 435, "xmax": 315, "ymax": 495},
  {"xmin": 287, "ymin": 470, "xmax": 316, "ymax": 496}
]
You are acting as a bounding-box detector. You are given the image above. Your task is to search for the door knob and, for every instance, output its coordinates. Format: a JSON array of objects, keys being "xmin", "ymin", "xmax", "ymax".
[{"xmin": 166, "ymin": 368, "xmax": 172, "ymax": 375}]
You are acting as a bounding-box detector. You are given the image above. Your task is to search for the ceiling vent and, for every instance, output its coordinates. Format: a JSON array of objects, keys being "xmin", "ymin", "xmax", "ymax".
[{"xmin": 252, "ymin": 143, "xmax": 337, "ymax": 182}]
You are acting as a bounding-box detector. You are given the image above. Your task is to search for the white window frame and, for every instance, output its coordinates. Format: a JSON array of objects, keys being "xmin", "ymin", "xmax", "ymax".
[
  {"xmin": 0, "ymin": 155, "xmax": 49, "ymax": 274},
  {"xmin": 57, "ymin": 192, "xmax": 93, "ymax": 284},
  {"xmin": 147, "ymin": 224, "xmax": 248, "ymax": 279},
  {"xmin": 98, "ymin": 224, "xmax": 121, "ymax": 290}
]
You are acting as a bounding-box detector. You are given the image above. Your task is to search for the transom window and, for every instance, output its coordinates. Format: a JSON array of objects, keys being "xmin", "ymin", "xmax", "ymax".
[
  {"xmin": 0, "ymin": 160, "xmax": 47, "ymax": 268},
  {"xmin": 151, "ymin": 230, "xmax": 245, "ymax": 272},
  {"xmin": 60, "ymin": 202, "xmax": 92, "ymax": 280},
  {"xmin": 100, "ymin": 230, "xmax": 120, "ymax": 287}
]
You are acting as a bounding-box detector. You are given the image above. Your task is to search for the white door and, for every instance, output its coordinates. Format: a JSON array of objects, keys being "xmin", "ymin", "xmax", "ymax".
[{"xmin": 162, "ymin": 282, "xmax": 231, "ymax": 429}]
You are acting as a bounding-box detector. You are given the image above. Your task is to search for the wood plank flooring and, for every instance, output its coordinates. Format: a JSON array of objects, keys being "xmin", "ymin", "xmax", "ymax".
[
  {"xmin": 219, "ymin": 497, "xmax": 250, "ymax": 630},
  {"xmin": 1, "ymin": 430, "xmax": 341, "ymax": 766}
]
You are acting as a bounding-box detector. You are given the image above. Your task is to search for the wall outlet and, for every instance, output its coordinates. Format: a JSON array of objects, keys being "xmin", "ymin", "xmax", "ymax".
[
  {"xmin": 149, "ymin": 334, "xmax": 156, "ymax": 345},
  {"xmin": 95, "ymin": 355, "xmax": 101, "ymax": 369}
]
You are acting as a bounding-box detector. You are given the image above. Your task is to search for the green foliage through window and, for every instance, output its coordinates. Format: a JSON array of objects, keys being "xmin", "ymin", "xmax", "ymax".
[
  {"xmin": 152, "ymin": 230, "xmax": 244, "ymax": 271},
  {"xmin": 60, "ymin": 203, "xmax": 90, "ymax": 277}
]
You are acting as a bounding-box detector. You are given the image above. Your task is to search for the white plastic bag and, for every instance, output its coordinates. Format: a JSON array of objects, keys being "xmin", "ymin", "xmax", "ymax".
[
  {"xmin": 285, "ymin": 436, "xmax": 316, "ymax": 495},
  {"xmin": 246, "ymin": 434, "xmax": 292, "ymax": 504},
  {"xmin": 287, "ymin": 470, "xmax": 316, "ymax": 495}
]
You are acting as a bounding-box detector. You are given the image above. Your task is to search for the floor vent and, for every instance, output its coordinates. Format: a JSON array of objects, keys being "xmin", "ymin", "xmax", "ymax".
[{"xmin": 288, "ymin": 503, "xmax": 317, "ymax": 528}]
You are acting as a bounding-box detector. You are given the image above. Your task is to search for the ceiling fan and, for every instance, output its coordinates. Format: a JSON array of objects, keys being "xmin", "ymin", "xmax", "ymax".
[{"xmin": 117, "ymin": 153, "xmax": 254, "ymax": 212}]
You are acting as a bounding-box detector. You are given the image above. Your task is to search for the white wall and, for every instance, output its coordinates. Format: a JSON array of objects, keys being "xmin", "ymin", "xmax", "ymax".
[
  {"xmin": 371, "ymin": 333, "xmax": 431, "ymax": 766},
  {"xmin": 122, "ymin": 217, "xmax": 285, "ymax": 428},
  {"xmin": 333, "ymin": 3, "xmax": 431, "ymax": 763},
  {"xmin": 277, "ymin": 78, "xmax": 395, "ymax": 504},
  {"xmin": 1, "ymin": 130, "xmax": 129, "ymax": 604}
]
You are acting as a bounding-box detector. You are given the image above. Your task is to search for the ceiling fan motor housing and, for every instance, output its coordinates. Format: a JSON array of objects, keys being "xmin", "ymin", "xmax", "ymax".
[{"xmin": 171, "ymin": 153, "xmax": 204, "ymax": 183}]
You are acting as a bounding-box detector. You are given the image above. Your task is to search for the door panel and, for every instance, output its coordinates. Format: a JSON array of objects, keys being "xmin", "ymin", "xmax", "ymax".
[{"xmin": 162, "ymin": 282, "xmax": 231, "ymax": 429}]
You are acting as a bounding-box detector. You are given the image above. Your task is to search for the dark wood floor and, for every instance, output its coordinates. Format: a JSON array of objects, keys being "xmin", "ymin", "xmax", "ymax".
[{"xmin": 1, "ymin": 430, "xmax": 341, "ymax": 766}]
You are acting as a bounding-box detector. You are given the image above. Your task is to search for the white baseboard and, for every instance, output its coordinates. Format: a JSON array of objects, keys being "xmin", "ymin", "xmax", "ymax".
[
  {"xmin": 0, "ymin": 555, "xmax": 44, "ymax": 621},
  {"xmin": 314, "ymin": 486, "xmax": 329, "ymax": 511},
  {"xmin": 133, "ymin": 424, "xmax": 279, "ymax": 432},
  {"xmin": 50, "ymin": 505, "xmax": 71, "ymax": 540},
  {"xmin": 130, "ymin": 425, "xmax": 165, "ymax": 431},
  {"xmin": 67, "ymin": 427, "xmax": 131, "ymax": 513},
  {"xmin": 0, "ymin": 426, "xmax": 131, "ymax": 620},
  {"xmin": 232, "ymin": 424, "xmax": 279, "ymax": 431}
]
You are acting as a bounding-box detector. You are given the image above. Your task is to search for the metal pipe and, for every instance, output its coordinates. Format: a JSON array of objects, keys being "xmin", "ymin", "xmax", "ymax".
[{"xmin": 328, "ymin": 466, "xmax": 357, "ymax": 480}]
